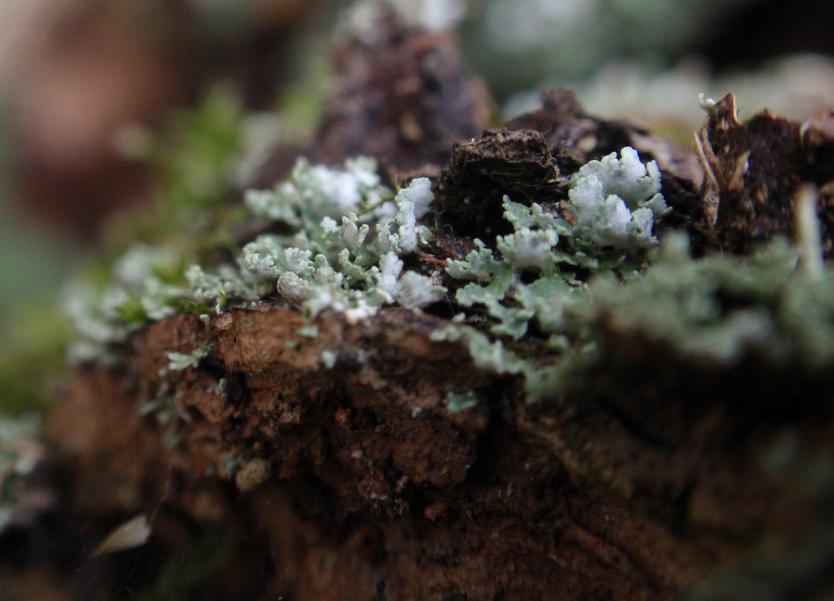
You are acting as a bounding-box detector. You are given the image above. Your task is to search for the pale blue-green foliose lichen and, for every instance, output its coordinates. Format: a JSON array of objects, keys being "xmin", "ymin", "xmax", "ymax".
[
  {"xmin": 445, "ymin": 391, "xmax": 480, "ymax": 414},
  {"xmin": 434, "ymin": 147, "xmax": 670, "ymax": 398},
  {"xmin": 582, "ymin": 233, "xmax": 834, "ymax": 368},
  {"xmin": 66, "ymin": 156, "xmax": 445, "ymax": 364},
  {"xmin": 445, "ymin": 147, "xmax": 669, "ymax": 341},
  {"xmin": 0, "ymin": 415, "xmax": 43, "ymax": 531},
  {"xmin": 567, "ymin": 147, "xmax": 669, "ymax": 249},
  {"xmin": 66, "ymin": 146, "xmax": 680, "ymax": 407},
  {"xmin": 63, "ymin": 135, "xmax": 834, "ymax": 410},
  {"xmin": 164, "ymin": 345, "xmax": 211, "ymax": 373}
]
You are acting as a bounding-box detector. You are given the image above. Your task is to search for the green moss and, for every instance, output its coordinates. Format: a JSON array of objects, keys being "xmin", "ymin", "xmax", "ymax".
[
  {"xmin": 0, "ymin": 305, "xmax": 72, "ymax": 415},
  {"xmin": 151, "ymin": 84, "xmax": 245, "ymax": 224}
]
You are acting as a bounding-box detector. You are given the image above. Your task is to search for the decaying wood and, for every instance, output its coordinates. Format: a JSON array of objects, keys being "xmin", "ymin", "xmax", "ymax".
[
  {"xmin": 6, "ymin": 15, "xmax": 834, "ymax": 601},
  {"xmin": 699, "ymin": 93, "xmax": 834, "ymax": 255}
]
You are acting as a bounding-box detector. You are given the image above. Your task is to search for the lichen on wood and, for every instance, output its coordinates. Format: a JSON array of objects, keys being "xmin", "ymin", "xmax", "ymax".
[{"xmin": 5, "ymin": 6, "xmax": 834, "ymax": 601}]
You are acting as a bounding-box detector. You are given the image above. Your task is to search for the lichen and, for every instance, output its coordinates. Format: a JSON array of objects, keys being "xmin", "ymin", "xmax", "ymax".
[
  {"xmin": 66, "ymin": 157, "xmax": 446, "ymax": 362},
  {"xmin": 321, "ymin": 350, "xmax": 338, "ymax": 369},
  {"xmin": 343, "ymin": 0, "xmax": 466, "ymax": 40},
  {"xmin": 64, "ymin": 243, "xmax": 196, "ymax": 365},
  {"xmin": 64, "ymin": 142, "xmax": 679, "ymax": 408},
  {"xmin": 435, "ymin": 147, "xmax": 834, "ymax": 398},
  {"xmin": 445, "ymin": 147, "xmax": 668, "ymax": 341},
  {"xmin": 582, "ymin": 233, "xmax": 834, "ymax": 368},
  {"xmin": 435, "ymin": 147, "xmax": 669, "ymax": 395},
  {"xmin": 0, "ymin": 415, "xmax": 43, "ymax": 530},
  {"xmin": 244, "ymin": 156, "xmax": 390, "ymax": 227},
  {"xmin": 69, "ymin": 134, "xmax": 834, "ymax": 406},
  {"xmin": 567, "ymin": 147, "xmax": 669, "ymax": 249},
  {"xmin": 232, "ymin": 161, "xmax": 443, "ymax": 320},
  {"xmin": 445, "ymin": 391, "xmax": 479, "ymax": 414},
  {"xmin": 165, "ymin": 345, "xmax": 211, "ymax": 372}
]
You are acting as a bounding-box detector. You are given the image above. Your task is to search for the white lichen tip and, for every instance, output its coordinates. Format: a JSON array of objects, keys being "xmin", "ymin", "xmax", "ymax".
[
  {"xmin": 397, "ymin": 271, "xmax": 445, "ymax": 309},
  {"xmin": 165, "ymin": 345, "xmax": 210, "ymax": 372},
  {"xmin": 245, "ymin": 156, "xmax": 390, "ymax": 226},
  {"xmin": 698, "ymin": 92, "xmax": 718, "ymax": 111},
  {"xmin": 375, "ymin": 252, "xmax": 404, "ymax": 304},
  {"xmin": 497, "ymin": 228, "xmax": 559, "ymax": 271},
  {"xmin": 568, "ymin": 147, "xmax": 668, "ymax": 249},
  {"xmin": 397, "ymin": 177, "xmax": 435, "ymax": 219},
  {"xmin": 344, "ymin": 0, "xmax": 466, "ymax": 42}
]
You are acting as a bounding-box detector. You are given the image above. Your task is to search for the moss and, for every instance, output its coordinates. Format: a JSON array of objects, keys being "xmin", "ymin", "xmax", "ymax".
[
  {"xmin": 0, "ymin": 305, "xmax": 72, "ymax": 415},
  {"xmin": 67, "ymin": 155, "xmax": 449, "ymax": 362},
  {"xmin": 151, "ymin": 85, "xmax": 245, "ymax": 224}
]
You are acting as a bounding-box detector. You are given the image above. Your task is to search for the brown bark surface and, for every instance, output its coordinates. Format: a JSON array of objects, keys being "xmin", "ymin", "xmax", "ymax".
[{"xmin": 40, "ymin": 302, "xmax": 832, "ymax": 600}]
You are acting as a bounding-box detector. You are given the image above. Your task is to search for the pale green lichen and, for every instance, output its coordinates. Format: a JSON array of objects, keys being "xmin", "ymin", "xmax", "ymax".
[
  {"xmin": 568, "ymin": 147, "xmax": 669, "ymax": 249},
  {"xmin": 64, "ymin": 243, "xmax": 194, "ymax": 365},
  {"xmin": 321, "ymin": 350, "xmax": 338, "ymax": 369},
  {"xmin": 139, "ymin": 391, "xmax": 175, "ymax": 425},
  {"xmin": 583, "ymin": 234, "xmax": 834, "ymax": 368},
  {"xmin": 445, "ymin": 147, "xmax": 667, "ymax": 345},
  {"xmin": 63, "ymin": 124, "xmax": 834, "ymax": 414},
  {"xmin": 442, "ymin": 229, "xmax": 834, "ymax": 402},
  {"xmin": 0, "ymin": 416, "xmax": 41, "ymax": 490},
  {"xmin": 245, "ymin": 156, "xmax": 389, "ymax": 227},
  {"xmin": 430, "ymin": 325, "xmax": 527, "ymax": 376},
  {"xmin": 62, "ymin": 143, "xmax": 677, "ymax": 410},
  {"xmin": 165, "ymin": 345, "xmax": 211, "ymax": 372},
  {"xmin": 206, "ymin": 158, "xmax": 443, "ymax": 322},
  {"xmin": 445, "ymin": 391, "xmax": 479, "ymax": 414},
  {"xmin": 0, "ymin": 415, "xmax": 43, "ymax": 531},
  {"xmin": 66, "ymin": 157, "xmax": 446, "ymax": 363},
  {"xmin": 343, "ymin": 0, "xmax": 466, "ymax": 41},
  {"xmin": 434, "ymin": 147, "xmax": 674, "ymax": 402}
]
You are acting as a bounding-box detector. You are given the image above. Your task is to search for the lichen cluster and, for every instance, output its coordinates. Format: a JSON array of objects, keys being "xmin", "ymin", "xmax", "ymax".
[
  {"xmin": 62, "ymin": 146, "xmax": 676, "ymax": 399},
  {"xmin": 235, "ymin": 157, "xmax": 443, "ymax": 319},
  {"xmin": 446, "ymin": 148, "xmax": 668, "ymax": 342},
  {"xmin": 66, "ymin": 156, "xmax": 446, "ymax": 363},
  {"xmin": 0, "ymin": 415, "xmax": 42, "ymax": 529},
  {"xmin": 585, "ymin": 234, "xmax": 834, "ymax": 367},
  {"xmin": 64, "ymin": 134, "xmax": 834, "ymax": 407},
  {"xmin": 430, "ymin": 148, "xmax": 671, "ymax": 397}
]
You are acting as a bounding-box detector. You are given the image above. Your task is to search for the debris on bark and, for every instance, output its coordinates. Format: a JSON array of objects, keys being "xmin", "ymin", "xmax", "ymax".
[{"xmin": 697, "ymin": 93, "xmax": 834, "ymax": 255}]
